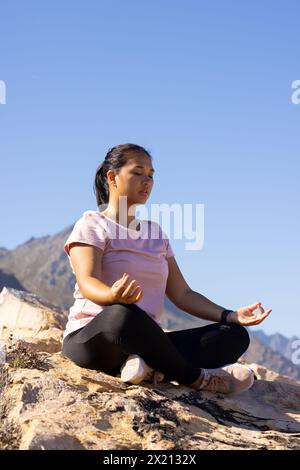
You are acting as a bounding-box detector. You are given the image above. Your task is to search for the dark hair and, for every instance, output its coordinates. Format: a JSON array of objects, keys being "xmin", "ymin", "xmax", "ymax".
[{"xmin": 93, "ymin": 143, "xmax": 153, "ymax": 208}]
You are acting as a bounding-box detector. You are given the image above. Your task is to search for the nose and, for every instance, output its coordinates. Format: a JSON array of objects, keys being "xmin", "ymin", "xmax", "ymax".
[{"xmin": 143, "ymin": 175, "xmax": 153, "ymax": 182}]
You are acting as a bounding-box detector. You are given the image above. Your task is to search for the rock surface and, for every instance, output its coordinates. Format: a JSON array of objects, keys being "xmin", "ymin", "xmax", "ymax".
[
  {"xmin": 1, "ymin": 351, "xmax": 300, "ymax": 450},
  {"xmin": 0, "ymin": 287, "xmax": 299, "ymax": 450},
  {"xmin": 0, "ymin": 287, "xmax": 67, "ymax": 353}
]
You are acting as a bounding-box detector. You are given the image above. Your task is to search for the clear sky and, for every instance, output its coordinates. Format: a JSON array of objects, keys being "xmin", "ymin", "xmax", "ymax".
[{"xmin": 1, "ymin": 0, "xmax": 299, "ymax": 338}]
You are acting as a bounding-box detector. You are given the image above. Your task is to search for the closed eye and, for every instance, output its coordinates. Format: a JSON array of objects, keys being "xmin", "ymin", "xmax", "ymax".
[{"xmin": 134, "ymin": 172, "xmax": 153, "ymax": 179}]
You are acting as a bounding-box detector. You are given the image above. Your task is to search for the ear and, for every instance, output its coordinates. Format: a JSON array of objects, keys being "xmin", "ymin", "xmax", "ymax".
[{"xmin": 106, "ymin": 169, "xmax": 117, "ymax": 186}]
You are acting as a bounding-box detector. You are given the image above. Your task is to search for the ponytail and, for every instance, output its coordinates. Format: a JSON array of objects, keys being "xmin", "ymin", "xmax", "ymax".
[{"xmin": 94, "ymin": 162, "xmax": 109, "ymax": 207}]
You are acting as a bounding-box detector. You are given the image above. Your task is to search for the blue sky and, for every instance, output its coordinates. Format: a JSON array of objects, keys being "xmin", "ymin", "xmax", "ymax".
[{"xmin": 0, "ymin": 0, "xmax": 299, "ymax": 338}]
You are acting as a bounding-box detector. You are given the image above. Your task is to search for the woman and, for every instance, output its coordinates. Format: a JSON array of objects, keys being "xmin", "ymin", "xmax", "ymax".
[{"xmin": 61, "ymin": 143, "xmax": 272, "ymax": 394}]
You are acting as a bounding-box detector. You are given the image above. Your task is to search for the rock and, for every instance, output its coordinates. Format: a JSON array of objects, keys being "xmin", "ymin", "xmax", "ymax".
[
  {"xmin": 0, "ymin": 287, "xmax": 67, "ymax": 353},
  {"xmin": 0, "ymin": 345, "xmax": 299, "ymax": 450},
  {"xmin": 0, "ymin": 287, "xmax": 299, "ymax": 450}
]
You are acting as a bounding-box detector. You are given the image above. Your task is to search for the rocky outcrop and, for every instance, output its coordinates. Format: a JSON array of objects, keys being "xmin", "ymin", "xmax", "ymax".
[
  {"xmin": 0, "ymin": 349, "xmax": 299, "ymax": 450},
  {"xmin": 0, "ymin": 228, "xmax": 74, "ymax": 309},
  {"xmin": 0, "ymin": 287, "xmax": 67, "ymax": 353},
  {"xmin": 0, "ymin": 287, "xmax": 299, "ymax": 450}
]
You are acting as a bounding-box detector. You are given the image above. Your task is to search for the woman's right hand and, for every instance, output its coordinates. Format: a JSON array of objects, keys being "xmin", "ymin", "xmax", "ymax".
[{"xmin": 110, "ymin": 273, "xmax": 143, "ymax": 304}]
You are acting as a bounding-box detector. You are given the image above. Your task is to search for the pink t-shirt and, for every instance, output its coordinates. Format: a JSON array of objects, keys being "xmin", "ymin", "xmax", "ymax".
[{"xmin": 63, "ymin": 210, "xmax": 174, "ymax": 339}]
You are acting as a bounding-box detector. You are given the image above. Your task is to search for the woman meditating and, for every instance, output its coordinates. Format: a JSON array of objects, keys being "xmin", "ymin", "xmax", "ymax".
[{"xmin": 61, "ymin": 143, "xmax": 272, "ymax": 394}]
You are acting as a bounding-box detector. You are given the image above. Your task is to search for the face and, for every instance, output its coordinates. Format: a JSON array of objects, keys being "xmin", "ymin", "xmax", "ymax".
[{"xmin": 110, "ymin": 152, "xmax": 155, "ymax": 206}]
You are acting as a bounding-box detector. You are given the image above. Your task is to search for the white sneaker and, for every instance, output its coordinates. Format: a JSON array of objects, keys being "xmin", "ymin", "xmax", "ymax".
[
  {"xmin": 197, "ymin": 363, "xmax": 255, "ymax": 395},
  {"xmin": 120, "ymin": 354, "xmax": 164, "ymax": 385}
]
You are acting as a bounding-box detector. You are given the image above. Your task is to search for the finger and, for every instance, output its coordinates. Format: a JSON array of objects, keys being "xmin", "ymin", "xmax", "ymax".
[
  {"xmin": 120, "ymin": 280, "xmax": 136, "ymax": 297},
  {"xmin": 249, "ymin": 302, "xmax": 261, "ymax": 312},
  {"xmin": 126, "ymin": 284, "xmax": 142, "ymax": 301},
  {"xmin": 136, "ymin": 289, "xmax": 143, "ymax": 299},
  {"xmin": 121, "ymin": 273, "xmax": 129, "ymax": 283},
  {"xmin": 122, "ymin": 280, "xmax": 138, "ymax": 297},
  {"xmin": 114, "ymin": 274, "xmax": 130, "ymax": 293},
  {"xmin": 127, "ymin": 286, "xmax": 143, "ymax": 302},
  {"xmin": 257, "ymin": 303, "xmax": 265, "ymax": 314},
  {"xmin": 127, "ymin": 285, "xmax": 140, "ymax": 297},
  {"xmin": 257, "ymin": 308, "xmax": 271, "ymax": 320},
  {"xmin": 116, "ymin": 273, "xmax": 129, "ymax": 289},
  {"xmin": 263, "ymin": 309, "xmax": 272, "ymax": 318},
  {"xmin": 134, "ymin": 288, "xmax": 143, "ymax": 301},
  {"xmin": 244, "ymin": 309, "xmax": 272, "ymax": 325}
]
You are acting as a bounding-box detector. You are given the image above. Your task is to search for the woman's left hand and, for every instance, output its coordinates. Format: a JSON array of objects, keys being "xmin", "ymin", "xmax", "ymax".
[{"xmin": 228, "ymin": 302, "xmax": 272, "ymax": 326}]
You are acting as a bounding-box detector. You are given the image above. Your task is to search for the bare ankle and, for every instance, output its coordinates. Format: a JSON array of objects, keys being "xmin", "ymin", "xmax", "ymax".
[{"xmin": 189, "ymin": 369, "xmax": 205, "ymax": 389}]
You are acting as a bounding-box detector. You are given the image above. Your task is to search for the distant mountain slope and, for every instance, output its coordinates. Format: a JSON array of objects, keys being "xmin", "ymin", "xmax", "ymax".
[
  {"xmin": 251, "ymin": 329, "xmax": 300, "ymax": 363},
  {"xmin": 0, "ymin": 268, "xmax": 27, "ymax": 292},
  {"xmin": 241, "ymin": 335, "xmax": 300, "ymax": 381},
  {"xmin": 0, "ymin": 225, "xmax": 75, "ymax": 309},
  {"xmin": 160, "ymin": 296, "xmax": 211, "ymax": 331},
  {"xmin": 1, "ymin": 224, "xmax": 300, "ymax": 381}
]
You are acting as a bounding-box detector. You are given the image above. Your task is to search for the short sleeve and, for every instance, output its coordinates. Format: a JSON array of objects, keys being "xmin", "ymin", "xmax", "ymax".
[
  {"xmin": 159, "ymin": 225, "xmax": 175, "ymax": 259},
  {"xmin": 165, "ymin": 238, "xmax": 175, "ymax": 258},
  {"xmin": 64, "ymin": 211, "xmax": 107, "ymax": 256}
]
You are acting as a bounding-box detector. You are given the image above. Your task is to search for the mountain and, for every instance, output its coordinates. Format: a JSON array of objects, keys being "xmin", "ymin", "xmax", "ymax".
[
  {"xmin": 0, "ymin": 226, "xmax": 75, "ymax": 309},
  {"xmin": 0, "ymin": 247, "xmax": 9, "ymax": 258},
  {"xmin": 0, "ymin": 268, "xmax": 26, "ymax": 292},
  {"xmin": 160, "ymin": 296, "xmax": 210, "ymax": 330},
  {"xmin": 251, "ymin": 329, "xmax": 300, "ymax": 363},
  {"xmin": 1, "ymin": 224, "xmax": 300, "ymax": 381},
  {"xmin": 241, "ymin": 335, "xmax": 300, "ymax": 381}
]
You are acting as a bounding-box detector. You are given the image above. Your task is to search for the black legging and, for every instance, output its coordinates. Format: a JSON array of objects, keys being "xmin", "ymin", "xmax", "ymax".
[{"xmin": 61, "ymin": 302, "xmax": 250, "ymax": 385}]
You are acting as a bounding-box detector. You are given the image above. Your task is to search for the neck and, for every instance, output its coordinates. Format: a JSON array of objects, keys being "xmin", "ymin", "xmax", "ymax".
[{"xmin": 102, "ymin": 201, "xmax": 137, "ymax": 228}]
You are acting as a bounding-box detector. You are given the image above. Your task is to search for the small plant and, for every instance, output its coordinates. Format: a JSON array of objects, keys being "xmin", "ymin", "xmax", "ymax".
[
  {"xmin": 6, "ymin": 334, "xmax": 48, "ymax": 370},
  {"xmin": 0, "ymin": 417, "xmax": 21, "ymax": 450},
  {"xmin": 0, "ymin": 367, "xmax": 21, "ymax": 450},
  {"xmin": 0, "ymin": 365, "xmax": 9, "ymax": 391},
  {"xmin": 0, "ymin": 400, "xmax": 21, "ymax": 450}
]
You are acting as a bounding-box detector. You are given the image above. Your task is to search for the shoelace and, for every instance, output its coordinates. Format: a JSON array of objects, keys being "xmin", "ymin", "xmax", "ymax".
[
  {"xmin": 198, "ymin": 367, "xmax": 254, "ymax": 392},
  {"xmin": 203, "ymin": 373, "xmax": 224, "ymax": 391}
]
